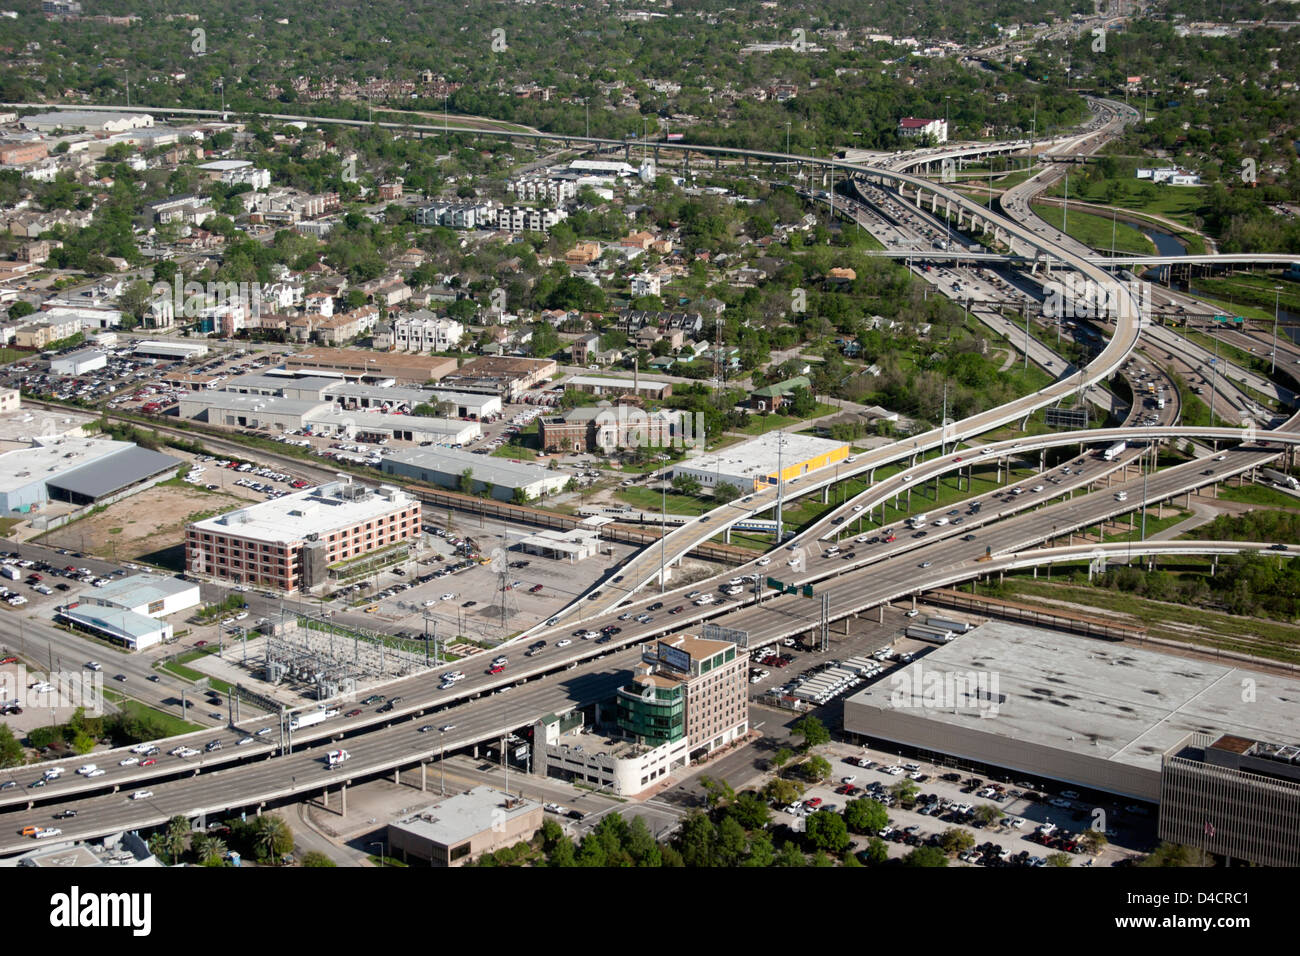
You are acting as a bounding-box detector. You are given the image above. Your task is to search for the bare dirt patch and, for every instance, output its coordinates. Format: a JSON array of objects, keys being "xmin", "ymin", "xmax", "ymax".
[{"xmin": 38, "ymin": 483, "xmax": 249, "ymax": 571}]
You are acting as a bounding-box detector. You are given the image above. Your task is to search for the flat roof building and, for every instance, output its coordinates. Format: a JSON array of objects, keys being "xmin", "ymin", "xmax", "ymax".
[
  {"xmin": 186, "ymin": 478, "xmax": 420, "ymax": 593},
  {"xmin": 49, "ymin": 348, "xmax": 107, "ymax": 377},
  {"xmin": 562, "ymin": 374, "xmax": 673, "ymax": 401},
  {"xmin": 382, "ymin": 447, "xmax": 570, "ymax": 502},
  {"xmin": 436, "ymin": 356, "xmax": 556, "ymax": 401},
  {"xmin": 133, "ymin": 340, "xmax": 209, "ymax": 361},
  {"xmin": 285, "ymin": 348, "xmax": 456, "ymax": 385},
  {"xmin": 57, "ymin": 604, "xmax": 173, "ymax": 652},
  {"xmin": 0, "ymin": 438, "xmax": 180, "ymax": 514},
  {"xmin": 1161, "ymin": 732, "xmax": 1300, "ymax": 867},
  {"xmin": 672, "ymin": 432, "xmax": 849, "ymax": 491},
  {"xmin": 387, "ymin": 786, "xmax": 543, "ymax": 866},
  {"xmin": 75, "ymin": 574, "xmax": 199, "ymax": 619},
  {"xmin": 617, "ymin": 634, "xmax": 749, "ymax": 763},
  {"xmin": 538, "ymin": 404, "xmax": 682, "ymax": 454},
  {"xmin": 843, "ymin": 620, "xmax": 1300, "ymax": 805},
  {"xmin": 517, "ymin": 528, "xmax": 601, "ymax": 561}
]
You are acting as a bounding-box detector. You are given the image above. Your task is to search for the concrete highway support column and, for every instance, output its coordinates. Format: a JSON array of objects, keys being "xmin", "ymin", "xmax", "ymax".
[
  {"xmin": 822, "ymin": 485, "xmax": 830, "ymax": 504},
  {"xmin": 394, "ymin": 769, "xmax": 400, "ymax": 785},
  {"xmin": 420, "ymin": 763, "xmax": 427, "ymax": 792},
  {"xmin": 878, "ymin": 605, "xmax": 885, "ymax": 623},
  {"xmin": 341, "ymin": 785, "xmax": 346, "ymax": 815}
]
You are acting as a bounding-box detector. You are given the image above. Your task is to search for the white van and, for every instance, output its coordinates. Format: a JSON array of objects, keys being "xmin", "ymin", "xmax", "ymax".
[{"xmin": 932, "ymin": 517, "xmax": 949, "ymax": 527}]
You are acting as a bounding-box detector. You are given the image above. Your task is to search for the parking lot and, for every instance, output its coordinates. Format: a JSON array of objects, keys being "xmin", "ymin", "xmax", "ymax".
[{"xmin": 773, "ymin": 741, "xmax": 1153, "ymax": 866}]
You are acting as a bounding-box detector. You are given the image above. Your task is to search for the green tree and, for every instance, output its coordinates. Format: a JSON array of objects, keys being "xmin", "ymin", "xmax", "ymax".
[
  {"xmin": 939, "ymin": 828, "xmax": 976, "ymax": 856},
  {"xmin": 251, "ymin": 815, "xmax": 294, "ymax": 863},
  {"xmin": 548, "ymin": 836, "xmax": 577, "ymax": 866},
  {"xmin": 843, "ymin": 798, "xmax": 889, "ymax": 835},
  {"xmin": 1045, "ymin": 852, "xmax": 1073, "ymax": 867},
  {"xmin": 1079, "ymin": 829, "xmax": 1109, "ymax": 854},
  {"xmin": 774, "ymin": 842, "xmax": 807, "ymax": 867},
  {"xmin": 625, "ymin": 817, "xmax": 662, "ymax": 867},
  {"xmin": 902, "ymin": 846, "xmax": 949, "ymax": 867},
  {"xmin": 160, "ymin": 815, "xmax": 191, "ymax": 865},
  {"xmin": 862, "ymin": 837, "xmax": 890, "ymax": 866},
  {"xmin": 801, "ymin": 754, "xmax": 832, "ymax": 783},
  {"xmin": 715, "ymin": 816, "xmax": 749, "ymax": 867},
  {"xmin": 972, "ymin": 804, "xmax": 1004, "ymax": 827},
  {"xmin": 791, "ymin": 714, "xmax": 830, "ymax": 751},
  {"xmin": 762, "ymin": 777, "xmax": 804, "ymax": 806},
  {"xmin": 771, "ymin": 747, "xmax": 795, "ymax": 771},
  {"xmin": 117, "ymin": 279, "xmax": 156, "ymax": 321},
  {"xmin": 458, "ymin": 468, "xmax": 475, "ymax": 495},
  {"xmin": 806, "ymin": 810, "xmax": 851, "ymax": 854},
  {"xmin": 301, "ymin": 850, "xmax": 335, "ymax": 867},
  {"xmin": 743, "ymin": 829, "xmax": 775, "ymax": 867},
  {"xmin": 713, "ymin": 482, "xmax": 741, "ymax": 504},
  {"xmin": 675, "ymin": 811, "xmax": 716, "ymax": 868},
  {"xmin": 890, "ymin": 779, "xmax": 920, "ymax": 807},
  {"xmin": 0, "ymin": 724, "xmax": 24, "ymax": 768},
  {"xmin": 671, "ymin": 474, "xmax": 701, "ymax": 496},
  {"xmin": 727, "ymin": 792, "xmax": 772, "ymax": 832},
  {"xmin": 530, "ymin": 322, "xmax": 560, "ymax": 358},
  {"xmin": 1138, "ymin": 843, "xmax": 1210, "ymax": 867},
  {"xmin": 700, "ymin": 775, "xmax": 735, "ymax": 809},
  {"xmin": 7, "ymin": 300, "xmax": 35, "ymax": 321}
]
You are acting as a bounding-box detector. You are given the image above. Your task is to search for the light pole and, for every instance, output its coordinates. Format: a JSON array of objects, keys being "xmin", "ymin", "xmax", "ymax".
[
  {"xmin": 369, "ymin": 841, "xmax": 385, "ymax": 867},
  {"xmin": 659, "ymin": 474, "xmax": 666, "ymax": 593},
  {"xmin": 439, "ymin": 730, "xmax": 447, "ymax": 795},
  {"xmin": 1272, "ymin": 285, "xmax": 1283, "ymax": 375}
]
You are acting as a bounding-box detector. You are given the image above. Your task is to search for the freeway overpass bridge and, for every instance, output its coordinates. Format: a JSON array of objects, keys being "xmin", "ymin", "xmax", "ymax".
[
  {"xmin": 855, "ymin": 249, "xmax": 1300, "ymax": 269},
  {"xmin": 0, "ymin": 429, "xmax": 1286, "ymax": 843}
]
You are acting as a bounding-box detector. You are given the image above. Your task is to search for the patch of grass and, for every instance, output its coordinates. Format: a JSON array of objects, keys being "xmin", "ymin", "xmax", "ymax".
[
  {"xmin": 103, "ymin": 690, "xmax": 203, "ymax": 735},
  {"xmin": 614, "ymin": 486, "xmax": 714, "ymax": 516},
  {"xmin": 367, "ymin": 854, "xmax": 409, "ymax": 867},
  {"xmin": 1213, "ymin": 483, "xmax": 1300, "ymax": 508},
  {"xmin": 1031, "ymin": 203, "xmax": 1153, "ymax": 255},
  {"xmin": 735, "ymin": 404, "xmax": 838, "ymax": 435},
  {"xmin": 0, "ymin": 517, "xmax": 22, "ymax": 536},
  {"xmin": 988, "ymin": 577, "xmax": 1300, "ymax": 665}
]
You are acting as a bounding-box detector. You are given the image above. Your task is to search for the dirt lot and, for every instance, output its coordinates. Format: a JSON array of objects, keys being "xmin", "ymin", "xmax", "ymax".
[{"xmin": 37, "ymin": 482, "xmax": 250, "ymax": 571}]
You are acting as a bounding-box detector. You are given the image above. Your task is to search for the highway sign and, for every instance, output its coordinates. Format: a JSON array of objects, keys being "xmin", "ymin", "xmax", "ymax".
[
  {"xmin": 702, "ymin": 623, "xmax": 750, "ymax": 648},
  {"xmin": 1045, "ymin": 406, "xmax": 1089, "ymax": 429}
]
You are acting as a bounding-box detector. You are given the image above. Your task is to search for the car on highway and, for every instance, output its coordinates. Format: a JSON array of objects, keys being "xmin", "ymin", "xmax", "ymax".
[
  {"xmin": 119, "ymin": 756, "xmax": 138, "ymax": 766},
  {"xmin": 84, "ymin": 661, "xmax": 102, "ymax": 671},
  {"xmin": 488, "ymin": 665, "xmax": 505, "ymax": 674},
  {"xmin": 147, "ymin": 674, "xmax": 160, "ymax": 682},
  {"xmin": 255, "ymin": 727, "xmax": 272, "ymax": 736},
  {"xmin": 757, "ymin": 557, "xmax": 771, "ymax": 566},
  {"xmin": 54, "ymin": 809, "xmax": 77, "ymax": 820},
  {"xmin": 129, "ymin": 790, "xmax": 153, "ymax": 800},
  {"xmin": 114, "ymin": 674, "xmax": 127, "ymax": 682},
  {"xmin": 344, "ymin": 709, "xmax": 362, "ymax": 717},
  {"xmin": 556, "ymin": 639, "xmax": 572, "ymax": 648},
  {"xmin": 919, "ymin": 561, "xmax": 933, "ymax": 569},
  {"xmin": 237, "ymin": 736, "xmax": 255, "ymax": 746},
  {"xmin": 140, "ymin": 758, "xmax": 157, "ymax": 767}
]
